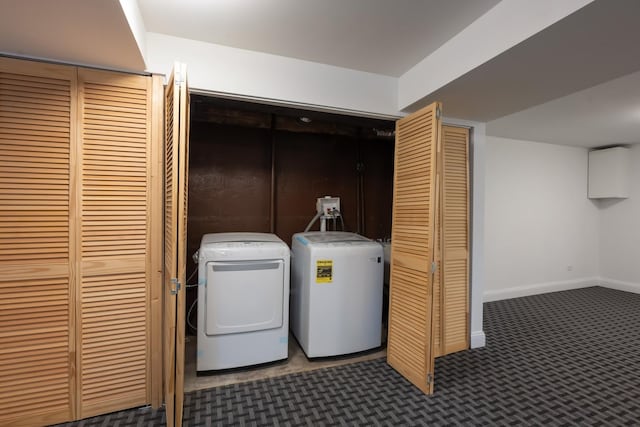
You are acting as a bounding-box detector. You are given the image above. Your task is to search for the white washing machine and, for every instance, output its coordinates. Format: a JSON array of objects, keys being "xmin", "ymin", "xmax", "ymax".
[
  {"xmin": 197, "ymin": 232, "xmax": 290, "ymax": 371},
  {"xmin": 290, "ymin": 231, "xmax": 383, "ymax": 358}
]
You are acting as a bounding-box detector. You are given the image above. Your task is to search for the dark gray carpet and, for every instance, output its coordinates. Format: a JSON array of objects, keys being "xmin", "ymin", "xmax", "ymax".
[{"xmin": 55, "ymin": 286, "xmax": 640, "ymax": 426}]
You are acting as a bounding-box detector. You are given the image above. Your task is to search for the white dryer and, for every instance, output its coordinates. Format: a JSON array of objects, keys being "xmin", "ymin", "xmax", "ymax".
[
  {"xmin": 290, "ymin": 232, "xmax": 383, "ymax": 358},
  {"xmin": 197, "ymin": 232, "xmax": 290, "ymax": 371}
]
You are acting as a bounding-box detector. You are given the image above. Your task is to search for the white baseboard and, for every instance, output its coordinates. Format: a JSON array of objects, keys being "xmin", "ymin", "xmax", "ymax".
[
  {"xmin": 470, "ymin": 330, "xmax": 486, "ymax": 348},
  {"xmin": 599, "ymin": 277, "xmax": 640, "ymax": 294},
  {"xmin": 483, "ymin": 277, "xmax": 601, "ymax": 302}
]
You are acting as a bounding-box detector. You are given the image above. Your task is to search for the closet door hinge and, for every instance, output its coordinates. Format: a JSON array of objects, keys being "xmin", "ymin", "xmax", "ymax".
[
  {"xmin": 427, "ymin": 373, "xmax": 433, "ymax": 385},
  {"xmin": 170, "ymin": 278, "xmax": 181, "ymax": 295},
  {"xmin": 436, "ymin": 107, "xmax": 442, "ymax": 119},
  {"xmin": 431, "ymin": 261, "xmax": 437, "ymax": 273}
]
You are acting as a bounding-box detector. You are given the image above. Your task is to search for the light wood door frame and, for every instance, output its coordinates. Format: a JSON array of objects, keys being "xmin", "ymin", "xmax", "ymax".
[
  {"xmin": 387, "ymin": 102, "xmax": 442, "ymax": 394},
  {"xmin": 163, "ymin": 62, "xmax": 189, "ymax": 427}
]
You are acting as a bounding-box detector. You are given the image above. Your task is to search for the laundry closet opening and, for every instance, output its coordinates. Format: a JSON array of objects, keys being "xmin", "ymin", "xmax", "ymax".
[{"xmin": 184, "ymin": 94, "xmax": 396, "ymax": 388}]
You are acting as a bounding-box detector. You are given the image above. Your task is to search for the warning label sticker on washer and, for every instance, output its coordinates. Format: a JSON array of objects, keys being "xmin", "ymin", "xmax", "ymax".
[{"xmin": 316, "ymin": 260, "xmax": 333, "ymax": 283}]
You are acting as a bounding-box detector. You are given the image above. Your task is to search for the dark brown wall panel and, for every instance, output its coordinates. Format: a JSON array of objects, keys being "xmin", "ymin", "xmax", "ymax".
[
  {"xmin": 362, "ymin": 139, "xmax": 395, "ymax": 240},
  {"xmin": 186, "ymin": 123, "xmax": 272, "ymax": 273},
  {"xmin": 274, "ymin": 131, "xmax": 360, "ymax": 245},
  {"xmin": 187, "ymin": 124, "xmax": 395, "ymax": 251}
]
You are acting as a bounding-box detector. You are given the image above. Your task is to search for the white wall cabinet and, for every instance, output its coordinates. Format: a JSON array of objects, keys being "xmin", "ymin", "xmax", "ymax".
[{"xmin": 588, "ymin": 147, "xmax": 630, "ymax": 199}]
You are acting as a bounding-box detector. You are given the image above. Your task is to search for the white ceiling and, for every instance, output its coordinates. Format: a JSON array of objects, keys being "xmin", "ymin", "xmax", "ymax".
[
  {"xmin": 412, "ymin": 0, "xmax": 640, "ymax": 147},
  {"xmin": 414, "ymin": 0, "xmax": 640, "ymax": 120},
  {"xmin": 1, "ymin": 0, "xmax": 638, "ymax": 147},
  {"xmin": 487, "ymin": 70, "xmax": 640, "ymax": 148},
  {"xmin": 0, "ymin": 0, "xmax": 145, "ymax": 71},
  {"xmin": 138, "ymin": 0, "xmax": 501, "ymax": 78},
  {"xmin": 137, "ymin": 0, "xmax": 640, "ymax": 147}
]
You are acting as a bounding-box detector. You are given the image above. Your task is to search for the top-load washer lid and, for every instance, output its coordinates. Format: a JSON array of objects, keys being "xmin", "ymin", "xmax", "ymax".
[{"xmin": 294, "ymin": 231, "xmax": 372, "ymax": 245}]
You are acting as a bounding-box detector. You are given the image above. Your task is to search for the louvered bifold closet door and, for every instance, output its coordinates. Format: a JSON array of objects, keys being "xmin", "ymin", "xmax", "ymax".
[
  {"xmin": 76, "ymin": 69, "xmax": 152, "ymax": 418},
  {"xmin": 164, "ymin": 67, "xmax": 178, "ymax": 427},
  {"xmin": 387, "ymin": 102, "xmax": 441, "ymax": 395},
  {"xmin": 441, "ymin": 125, "xmax": 470, "ymax": 354},
  {"xmin": 0, "ymin": 58, "xmax": 75, "ymax": 426},
  {"xmin": 164, "ymin": 63, "xmax": 189, "ymax": 427}
]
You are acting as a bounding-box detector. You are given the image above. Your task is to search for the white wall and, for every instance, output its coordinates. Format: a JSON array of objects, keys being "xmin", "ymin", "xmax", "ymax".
[
  {"xmin": 119, "ymin": 0, "xmax": 147, "ymax": 62},
  {"xmin": 484, "ymin": 137, "xmax": 600, "ymax": 301},
  {"xmin": 145, "ymin": 32, "xmax": 400, "ymax": 118},
  {"xmin": 598, "ymin": 144, "xmax": 640, "ymax": 291}
]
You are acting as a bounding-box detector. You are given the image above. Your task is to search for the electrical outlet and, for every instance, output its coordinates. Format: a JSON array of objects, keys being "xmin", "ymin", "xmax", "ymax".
[{"xmin": 567, "ymin": 265, "xmax": 573, "ymax": 272}]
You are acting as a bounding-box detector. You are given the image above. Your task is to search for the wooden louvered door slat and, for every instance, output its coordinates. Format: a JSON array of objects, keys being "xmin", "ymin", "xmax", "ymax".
[
  {"xmin": 0, "ymin": 58, "xmax": 75, "ymax": 426},
  {"xmin": 164, "ymin": 63, "xmax": 189, "ymax": 427},
  {"xmin": 77, "ymin": 69, "xmax": 153, "ymax": 418},
  {"xmin": 432, "ymin": 168, "xmax": 443, "ymax": 357},
  {"xmin": 441, "ymin": 125, "xmax": 470, "ymax": 354},
  {"xmin": 387, "ymin": 102, "xmax": 442, "ymax": 394}
]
